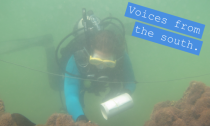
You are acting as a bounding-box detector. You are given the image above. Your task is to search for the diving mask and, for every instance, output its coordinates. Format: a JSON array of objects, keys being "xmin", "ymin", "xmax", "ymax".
[{"xmin": 89, "ymin": 55, "xmax": 116, "ymax": 68}]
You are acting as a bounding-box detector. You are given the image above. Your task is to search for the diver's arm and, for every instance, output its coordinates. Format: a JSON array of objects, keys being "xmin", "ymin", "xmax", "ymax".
[
  {"xmin": 122, "ymin": 52, "xmax": 136, "ymax": 94},
  {"xmin": 64, "ymin": 55, "xmax": 85, "ymax": 121}
]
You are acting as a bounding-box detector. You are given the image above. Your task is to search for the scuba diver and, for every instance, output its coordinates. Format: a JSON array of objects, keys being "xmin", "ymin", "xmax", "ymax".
[{"xmin": 56, "ymin": 9, "xmax": 136, "ymax": 122}]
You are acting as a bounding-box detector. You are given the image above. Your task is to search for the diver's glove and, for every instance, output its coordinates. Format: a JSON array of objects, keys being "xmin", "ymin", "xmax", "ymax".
[{"xmin": 76, "ymin": 115, "xmax": 89, "ymax": 122}]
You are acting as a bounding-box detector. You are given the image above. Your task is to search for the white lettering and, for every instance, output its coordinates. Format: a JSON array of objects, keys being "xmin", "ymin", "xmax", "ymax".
[
  {"xmin": 174, "ymin": 39, "xmax": 180, "ymax": 45},
  {"xmin": 181, "ymin": 24, "xmax": 187, "ymax": 30},
  {"xmin": 187, "ymin": 40, "xmax": 193, "ymax": 49},
  {"xmin": 136, "ymin": 26, "xmax": 141, "ymax": 33},
  {"xmin": 175, "ymin": 20, "xmax": 181, "ymax": 28},
  {"xmin": 148, "ymin": 31, "xmax": 154, "ymax": 37},
  {"xmin": 188, "ymin": 26, "xmax": 193, "ymax": 32},
  {"xmin": 161, "ymin": 18, "xmax": 167, "ymax": 24},
  {"xmin": 161, "ymin": 35, "xmax": 167, "ymax": 41},
  {"xmin": 135, "ymin": 10, "xmax": 141, "ymax": 16},
  {"xmin": 194, "ymin": 27, "xmax": 200, "ymax": 34},
  {"xmin": 181, "ymin": 39, "xmax": 186, "ymax": 47},
  {"xmin": 155, "ymin": 16, "xmax": 161, "ymax": 22},
  {"xmin": 142, "ymin": 10, "xmax": 147, "ymax": 18},
  {"xmin": 148, "ymin": 14, "xmax": 154, "ymax": 20},
  {"xmin": 141, "ymin": 27, "xmax": 147, "ymax": 35},
  {"xmin": 168, "ymin": 37, "xmax": 173, "ymax": 43},
  {"xmin": 129, "ymin": 6, "xmax": 136, "ymax": 14}
]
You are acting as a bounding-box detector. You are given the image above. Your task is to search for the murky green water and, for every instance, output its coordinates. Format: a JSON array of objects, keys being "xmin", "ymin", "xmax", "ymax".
[{"xmin": 0, "ymin": 0, "xmax": 209, "ymax": 126}]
